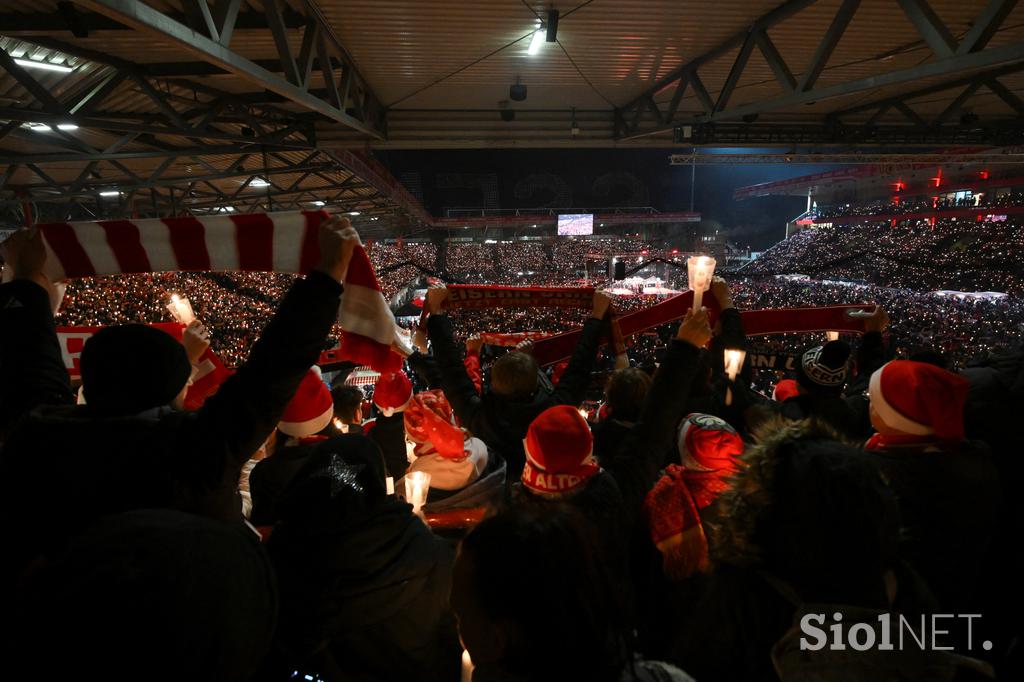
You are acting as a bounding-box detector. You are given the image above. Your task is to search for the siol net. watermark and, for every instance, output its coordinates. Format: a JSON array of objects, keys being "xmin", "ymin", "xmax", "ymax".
[{"xmin": 800, "ymin": 613, "xmax": 991, "ymax": 652}]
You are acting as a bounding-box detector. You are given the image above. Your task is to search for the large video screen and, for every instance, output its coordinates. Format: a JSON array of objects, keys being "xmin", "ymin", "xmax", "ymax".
[{"xmin": 557, "ymin": 213, "xmax": 594, "ymax": 236}]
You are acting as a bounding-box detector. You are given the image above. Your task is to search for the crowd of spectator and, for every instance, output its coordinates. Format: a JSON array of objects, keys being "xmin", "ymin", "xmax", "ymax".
[
  {"xmin": 812, "ymin": 188, "xmax": 1024, "ymax": 219},
  {"xmin": 744, "ymin": 214, "xmax": 1024, "ymax": 295}
]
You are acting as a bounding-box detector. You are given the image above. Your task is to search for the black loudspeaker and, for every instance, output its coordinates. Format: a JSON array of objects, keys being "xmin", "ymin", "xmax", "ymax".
[{"xmin": 613, "ymin": 261, "xmax": 626, "ymax": 280}]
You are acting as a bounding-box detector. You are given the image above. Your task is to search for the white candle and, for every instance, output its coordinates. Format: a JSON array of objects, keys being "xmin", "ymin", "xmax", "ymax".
[
  {"xmin": 332, "ymin": 418, "xmax": 349, "ymax": 433},
  {"xmin": 723, "ymin": 348, "xmax": 746, "ymax": 406},
  {"xmin": 461, "ymin": 649, "xmax": 474, "ymax": 682},
  {"xmin": 826, "ymin": 331, "xmax": 840, "ymax": 342},
  {"xmin": 687, "ymin": 256, "xmax": 716, "ymax": 312},
  {"xmin": 166, "ymin": 293, "xmax": 196, "ymax": 325},
  {"xmin": 405, "ymin": 471, "xmax": 432, "ymax": 513},
  {"xmin": 386, "ymin": 476, "xmax": 395, "ymax": 496}
]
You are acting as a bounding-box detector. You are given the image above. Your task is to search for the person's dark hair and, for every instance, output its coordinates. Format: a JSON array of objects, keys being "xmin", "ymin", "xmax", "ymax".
[
  {"xmin": 331, "ymin": 385, "xmax": 364, "ymax": 424},
  {"xmin": 908, "ymin": 348, "xmax": 949, "ymax": 370},
  {"xmin": 490, "ymin": 351, "xmax": 539, "ymax": 400},
  {"xmin": 459, "ymin": 505, "xmax": 631, "ymax": 682},
  {"xmin": 710, "ymin": 418, "xmax": 900, "ymax": 605},
  {"xmin": 80, "ymin": 324, "xmax": 192, "ymax": 415},
  {"xmin": 603, "ymin": 367, "xmax": 652, "ymax": 422}
]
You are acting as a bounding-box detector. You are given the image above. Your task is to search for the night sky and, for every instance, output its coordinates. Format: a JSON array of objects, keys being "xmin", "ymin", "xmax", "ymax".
[{"xmin": 375, "ymin": 149, "xmax": 837, "ymax": 250}]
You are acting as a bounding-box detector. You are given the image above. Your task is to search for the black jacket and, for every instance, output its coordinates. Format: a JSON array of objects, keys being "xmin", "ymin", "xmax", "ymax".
[
  {"xmin": 268, "ymin": 499, "xmax": 459, "ymax": 682},
  {"xmin": 367, "ymin": 411, "xmax": 410, "ymax": 479},
  {"xmin": 0, "ymin": 271, "xmax": 343, "ymax": 576},
  {"xmin": 427, "ymin": 314, "xmax": 605, "ymax": 478},
  {"xmin": 0, "ymin": 279, "xmax": 75, "ymax": 439},
  {"xmin": 866, "ymin": 439, "xmax": 1000, "ymax": 613}
]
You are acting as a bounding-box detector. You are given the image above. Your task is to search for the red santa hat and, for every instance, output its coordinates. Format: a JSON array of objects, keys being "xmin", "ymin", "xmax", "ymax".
[
  {"xmin": 403, "ymin": 390, "xmax": 464, "ymax": 459},
  {"xmin": 373, "ymin": 371, "xmax": 413, "ymax": 417},
  {"xmin": 278, "ymin": 367, "xmax": 334, "ymax": 438},
  {"xmin": 521, "ymin": 405, "xmax": 598, "ymax": 497},
  {"xmin": 677, "ymin": 413, "xmax": 745, "ymax": 473},
  {"xmin": 869, "ymin": 360, "xmax": 969, "ymax": 441},
  {"xmin": 772, "ymin": 378, "xmax": 800, "ymax": 402}
]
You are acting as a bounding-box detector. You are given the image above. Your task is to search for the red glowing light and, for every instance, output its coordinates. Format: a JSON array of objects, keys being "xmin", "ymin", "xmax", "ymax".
[{"xmin": 980, "ymin": 170, "xmax": 990, "ymax": 180}]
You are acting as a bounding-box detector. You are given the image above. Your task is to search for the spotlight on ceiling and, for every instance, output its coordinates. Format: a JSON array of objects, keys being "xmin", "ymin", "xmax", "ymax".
[
  {"xmin": 249, "ymin": 178, "xmax": 271, "ymax": 187},
  {"xmin": 14, "ymin": 57, "xmax": 72, "ymax": 73},
  {"xmin": 527, "ymin": 27, "xmax": 544, "ymax": 55}
]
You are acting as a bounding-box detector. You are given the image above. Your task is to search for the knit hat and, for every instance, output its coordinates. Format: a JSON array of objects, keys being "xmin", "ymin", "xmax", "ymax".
[
  {"xmin": 521, "ymin": 405, "xmax": 598, "ymax": 497},
  {"xmin": 278, "ymin": 367, "xmax": 333, "ymax": 438},
  {"xmin": 795, "ymin": 340, "xmax": 851, "ymax": 394},
  {"xmin": 677, "ymin": 413, "xmax": 745, "ymax": 472},
  {"xmin": 772, "ymin": 378, "xmax": 800, "ymax": 402},
  {"xmin": 80, "ymin": 324, "xmax": 192, "ymax": 416},
  {"xmin": 374, "ymin": 371, "xmax": 413, "ymax": 417},
  {"xmin": 407, "ymin": 437, "xmax": 489, "ymax": 491},
  {"xmin": 868, "ymin": 360, "xmax": 969, "ymax": 440},
  {"xmin": 404, "ymin": 390, "xmax": 464, "ymax": 459}
]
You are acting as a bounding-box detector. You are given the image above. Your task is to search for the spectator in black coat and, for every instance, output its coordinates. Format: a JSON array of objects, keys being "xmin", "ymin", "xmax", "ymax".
[
  {"xmin": 264, "ymin": 437, "xmax": 460, "ymax": 682},
  {"xmin": 0, "ymin": 217, "xmax": 359, "ymax": 581},
  {"xmin": 424, "ymin": 287, "xmax": 612, "ymax": 478}
]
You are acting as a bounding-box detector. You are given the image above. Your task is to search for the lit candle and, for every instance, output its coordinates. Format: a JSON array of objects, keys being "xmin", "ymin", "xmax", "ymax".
[
  {"xmin": 578, "ymin": 407, "xmax": 589, "ymax": 420},
  {"xmin": 332, "ymin": 418, "xmax": 349, "ymax": 433},
  {"xmin": 386, "ymin": 476, "xmax": 395, "ymax": 496},
  {"xmin": 826, "ymin": 331, "xmax": 840, "ymax": 341},
  {"xmin": 687, "ymin": 256, "xmax": 716, "ymax": 312},
  {"xmin": 405, "ymin": 471, "xmax": 432, "ymax": 513},
  {"xmin": 461, "ymin": 649, "xmax": 474, "ymax": 682},
  {"xmin": 166, "ymin": 293, "xmax": 196, "ymax": 325},
  {"xmin": 723, "ymin": 348, "xmax": 746, "ymax": 406}
]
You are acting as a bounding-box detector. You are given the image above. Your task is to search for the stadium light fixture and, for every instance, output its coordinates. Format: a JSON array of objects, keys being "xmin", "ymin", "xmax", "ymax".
[
  {"xmin": 57, "ymin": 123, "xmax": 78, "ymax": 131},
  {"xmin": 99, "ymin": 190, "xmax": 120, "ymax": 197},
  {"xmin": 249, "ymin": 178, "xmax": 271, "ymax": 187},
  {"xmin": 14, "ymin": 57, "xmax": 72, "ymax": 73},
  {"xmin": 349, "ymin": 211, "xmax": 361, "ymax": 216},
  {"xmin": 312, "ymin": 200, "xmax": 326, "ymax": 206}
]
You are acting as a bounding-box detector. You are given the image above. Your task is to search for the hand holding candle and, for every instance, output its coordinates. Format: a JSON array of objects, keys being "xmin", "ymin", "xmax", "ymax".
[
  {"xmin": 723, "ymin": 348, "xmax": 746, "ymax": 406},
  {"xmin": 687, "ymin": 256, "xmax": 716, "ymax": 312},
  {"xmin": 166, "ymin": 293, "xmax": 196, "ymax": 326}
]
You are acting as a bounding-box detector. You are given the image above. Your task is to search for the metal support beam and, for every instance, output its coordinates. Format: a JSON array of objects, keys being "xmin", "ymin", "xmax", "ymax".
[
  {"xmin": 985, "ymin": 78, "xmax": 1024, "ymax": 115},
  {"xmin": 754, "ymin": 29, "xmax": 797, "ymax": 92},
  {"xmin": 897, "ymin": 0, "xmax": 957, "ymax": 58},
  {"xmin": 799, "ymin": 0, "xmax": 860, "ymax": 91},
  {"xmin": 933, "ymin": 82, "xmax": 982, "ymax": 125},
  {"xmin": 76, "ymin": 0, "xmax": 384, "ymax": 138},
  {"xmin": 715, "ymin": 32, "xmax": 756, "ymax": 112},
  {"xmin": 0, "ymin": 50, "xmax": 68, "ymax": 114},
  {"xmin": 956, "ymin": 0, "xmax": 1018, "ymax": 55}
]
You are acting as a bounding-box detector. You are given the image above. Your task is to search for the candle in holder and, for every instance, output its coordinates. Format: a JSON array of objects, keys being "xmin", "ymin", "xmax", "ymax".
[
  {"xmin": 405, "ymin": 471, "xmax": 432, "ymax": 513},
  {"xmin": 826, "ymin": 331, "xmax": 840, "ymax": 342},
  {"xmin": 687, "ymin": 256, "xmax": 716, "ymax": 311},
  {"xmin": 333, "ymin": 418, "xmax": 349, "ymax": 433},
  {"xmin": 166, "ymin": 293, "xmax": 196, "ymax": 325},
  {"xmin": 723, "ymin": 348, "xmax": 746, "ymax": 406}
]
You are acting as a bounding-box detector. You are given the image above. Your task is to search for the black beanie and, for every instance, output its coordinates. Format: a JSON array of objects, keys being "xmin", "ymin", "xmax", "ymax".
[
  {"xmin": 81, "ymin": 324, "xmax": 192, "ymax": 415},
  {"xmin": 795, "ymin": 340, "xmax": 851, "ymax": 395}
]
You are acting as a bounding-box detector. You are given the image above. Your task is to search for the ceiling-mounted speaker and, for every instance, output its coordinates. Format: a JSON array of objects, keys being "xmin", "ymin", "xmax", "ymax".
[
  {"xmin": 510, "ymin": 79, "xmax": 527, "ymax": 102},
  {"xmin": 500, "ymin": 109, "xmax": 516, "ymax": 122}
]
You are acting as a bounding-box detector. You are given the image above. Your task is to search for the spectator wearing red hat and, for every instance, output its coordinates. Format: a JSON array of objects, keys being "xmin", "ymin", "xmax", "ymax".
[
  {"xmin": 398, "ymin": 390, "xmax": 505, "ymax": 521},
  {"xmin": 771, "ymin": 378, "xmax": 799, "ymax": 402},
  {"xmin": 514, "ymin": 308, "xmax": 713, "ymax": 578},
  {"xmin": 643, "ymin": 413, "xmax": 745, "ymax": 581},
  {"xmin": 365, "ymin": 370, "xmax": 414, "ymax": 479},
  {"xmin": 865, "ymin": 360, "xmax": 1000, "ymax": 614}
]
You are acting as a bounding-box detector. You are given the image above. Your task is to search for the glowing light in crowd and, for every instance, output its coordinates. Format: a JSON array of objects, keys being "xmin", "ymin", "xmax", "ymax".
[
  {"xmin": 14, "ymin": 57, "xmax": 72, "ymax": 72},
  {"xmin": 166, "ymin": 294, "xmax": 196, "ymax": 326},
  {"xmin": 687, "ymin": 255, "xmax": 716, "ymax": 311},
  {"xmin": 405, "ymin": 471, "xmax": 431, "ymax": 514},
  {"xmin": 578, "ymin": 407, "xmax": 589, "ymax": 420},
  {"xmin": 723, "ymin": 349, "xmax": 746, "ymax": 406}
]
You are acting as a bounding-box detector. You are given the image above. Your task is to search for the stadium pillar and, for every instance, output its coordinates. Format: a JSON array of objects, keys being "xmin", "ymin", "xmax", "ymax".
[{"xmin": 433, "ymin": 231, "xmax": 448, "ymax": 275}]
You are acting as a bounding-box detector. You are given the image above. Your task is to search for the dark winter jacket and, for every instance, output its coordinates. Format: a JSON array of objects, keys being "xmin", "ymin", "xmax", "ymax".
[
  {"xmin": 866, "ymin": 438, "xmax": 1000, "ymax": 612},
  {"xmin": 267, "ymin": 439, "xmax": 460, "ymax": 682},
  {"xmin": 0, "ymin": 271, "xmax": 343, "ymax": 578},
  {"xmin": 427, "ymin": 314, "xmax": 605, "ymax": 478}
]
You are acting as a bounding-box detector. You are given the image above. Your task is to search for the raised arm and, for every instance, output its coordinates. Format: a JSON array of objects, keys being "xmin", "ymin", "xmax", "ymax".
[
  {"xmin": 0, "ymin": 230, "xmax": 74, "ymax": 438},
  {"xmin": 424, "ymin": 288, "xmax": 486, "ymax": 429},
  {"xmin": 603, "ymin": 308, "xmax": 712, "ymax": 525},
  {"xmin": 547, "ymin": 291, "xmax": 613, "ymax": 406},
  {"xmin": 191, "ymin": 217, "xmax": 356, "ymax": 468}
]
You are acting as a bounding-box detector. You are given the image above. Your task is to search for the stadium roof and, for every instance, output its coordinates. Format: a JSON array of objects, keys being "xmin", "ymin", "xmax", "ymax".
[{"xmin": 1, "ymin": 0, "xmax": 1023, "ymax": 224}]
